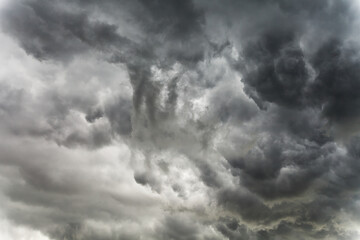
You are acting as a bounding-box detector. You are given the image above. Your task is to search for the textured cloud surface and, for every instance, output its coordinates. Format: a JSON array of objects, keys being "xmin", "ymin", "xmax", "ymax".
[{"xmin": 1, "ymin": 0, "xmax": 360, "ymax": 239}]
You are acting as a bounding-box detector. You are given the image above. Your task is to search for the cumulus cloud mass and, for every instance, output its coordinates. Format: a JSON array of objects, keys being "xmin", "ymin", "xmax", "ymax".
[{"xmin": 2, "ymin": 0, "xmax": 360, "ymax": 239}]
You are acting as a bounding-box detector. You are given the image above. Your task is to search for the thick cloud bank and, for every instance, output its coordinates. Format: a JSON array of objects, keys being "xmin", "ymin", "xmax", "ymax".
[{"xmin": 1, "ymin": 0, "xmax": 360, "ymax": 239}]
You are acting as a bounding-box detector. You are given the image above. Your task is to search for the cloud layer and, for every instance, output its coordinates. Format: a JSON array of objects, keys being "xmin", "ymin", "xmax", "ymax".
[{"xmin": 1, "ymin": 0, "xmax": 360, "ymax": 239}]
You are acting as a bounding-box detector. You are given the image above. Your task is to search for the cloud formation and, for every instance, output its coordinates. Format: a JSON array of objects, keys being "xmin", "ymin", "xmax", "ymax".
[{"xmin": 1, "ymin": 0, "xmax": 360, "ymax": 239}]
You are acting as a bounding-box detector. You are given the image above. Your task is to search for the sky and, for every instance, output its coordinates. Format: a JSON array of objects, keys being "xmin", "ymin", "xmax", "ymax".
[{"xmin": 1, "ymin": 0, "xmax": 360, "ymax": 239}]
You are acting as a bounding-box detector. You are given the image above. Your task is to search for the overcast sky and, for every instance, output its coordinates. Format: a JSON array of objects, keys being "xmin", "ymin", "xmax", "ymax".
[{"xmin": 1, "ymin": 0, "xmax": 360, "ymax": 239}]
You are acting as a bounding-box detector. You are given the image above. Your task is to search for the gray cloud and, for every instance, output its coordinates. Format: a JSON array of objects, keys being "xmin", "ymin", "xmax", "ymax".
[{"xmin": 1, "ymin": 0, "xmax": 360, "ymax": 239}]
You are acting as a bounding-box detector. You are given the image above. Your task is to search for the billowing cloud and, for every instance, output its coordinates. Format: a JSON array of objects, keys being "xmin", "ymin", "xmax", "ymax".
[{"xmin": 1, "ymin": 0, "xmax": 360, "ymax": 239}]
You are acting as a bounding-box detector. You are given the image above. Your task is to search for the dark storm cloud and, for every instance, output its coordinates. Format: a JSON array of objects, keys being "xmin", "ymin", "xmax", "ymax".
[
  {"xmin": 2, "ymin": 0, "xmax": 360, "ymax": 239},
  {"xmin": 310, "ymin": 39, "xmax": 360, "ymax": 122},
  {"xmin": 226, "ymin": 135, "xmax": 332, "ymax": 199},
  {"xmin": 232, "ymin": 0, "xmax": 360, "ymax": 124},
  {"xmin": 242, "ymin": 38, "xmax": 309, "ymax": 109},
  {"xmin": 154, "ymin": 215, "xmax": 199, "ymax": 240},
  {"xmin": 1, "ymin": 1, "xmax": 131, "ymax": 61},
  {"xmin": 217, "ymin": 116, "xmax": 360, "ymax": 239},
  {"xmin": 208, "ymin": 0, "xmax": 360, "ymax": 238},
  {"xmin": 1, "ymin": 0, "xmax": 206, "ymax": 64}
]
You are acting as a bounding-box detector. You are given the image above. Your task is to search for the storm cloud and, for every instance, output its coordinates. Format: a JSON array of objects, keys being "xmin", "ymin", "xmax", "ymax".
[{"xmin": 1, "ymin": 0, "xmax": 360, "ymax": 239}]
